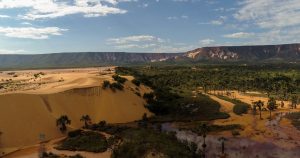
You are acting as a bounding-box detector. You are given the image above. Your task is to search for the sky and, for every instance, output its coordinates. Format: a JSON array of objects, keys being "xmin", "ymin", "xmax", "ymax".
[{"xmin": 0, "ymin": 0, "xmax": 300, "ymax": 54}]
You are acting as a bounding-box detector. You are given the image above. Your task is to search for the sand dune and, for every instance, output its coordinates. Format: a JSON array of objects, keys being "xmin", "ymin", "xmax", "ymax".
[{"xmin": 0, "ymin": 67, "xmax": 152, "ymax": 157}]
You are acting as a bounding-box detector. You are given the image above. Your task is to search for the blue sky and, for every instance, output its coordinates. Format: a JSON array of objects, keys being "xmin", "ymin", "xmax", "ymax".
[{"xmin": 0, "ymin": 0, "xmax": 300, "ymax": 54}]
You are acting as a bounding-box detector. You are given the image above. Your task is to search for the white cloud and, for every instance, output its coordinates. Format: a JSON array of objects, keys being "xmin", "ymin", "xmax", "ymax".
[
  {"xmin": 0, "ymin": 14, "xmax": 10, "ymax": 18},
  {"xmin": 0, "ymin": 0, "xmax": 136, "ymax": 20},
  {"xmin": 234, "ymin": 0, "xmax": 300, "ymax": 29},
  {"xmin": 107, "ymin": 35, "xmax": 196, "ymax": 52},
  {"xmin": 199, "ymin": 16, "xmax": 226, "ymax": 25},
  {"xmin": 167, "ymin": 15, "xmax": 189, "ymax": 20},
  {"xmin": 21, "ymin": 22, "xmax": 33, "ymax": 25},
  {"xmin": 223, "ymin": 32, "xmax": 255, "ymax": 38},
  {"xmin": 199, "ymin": 38, "xmax": 215, "ymax": 45},
  {"xmin": 107, "ymin": 35, "xmax": 161, "ymax": 44},
  {"xmin": 0, "ymin": 49, "xmax": 27, "ymax": 54},
  {"xmin": 0, "ymin": 27, "xmax": 68, "ymax": 39}
]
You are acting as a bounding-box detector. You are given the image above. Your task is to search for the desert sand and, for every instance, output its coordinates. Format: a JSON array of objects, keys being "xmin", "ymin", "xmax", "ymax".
[{"xmin": 0, "ymin": 67, "xmax": 152, "ymax": 157}]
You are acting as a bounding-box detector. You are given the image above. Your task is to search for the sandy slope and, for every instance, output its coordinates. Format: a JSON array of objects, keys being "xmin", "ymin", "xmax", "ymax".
[{"xmin": 0, "ymin": 67, "xmax": 152, "ymax": 157}]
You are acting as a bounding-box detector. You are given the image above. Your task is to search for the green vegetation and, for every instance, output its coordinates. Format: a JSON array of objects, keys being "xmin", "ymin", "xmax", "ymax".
[
  {"xmin": 42, "ymin": 152, "xmax": 84, "ymax": 158},
  {"xmin": 102, "ymin": 80, "xmax": 110, "ymax": 89},
  {"xmin": 56, "ymin": 115, "xmax": 71, "ymax": 133},
  {"xmin": 233, "ymin": 104, "xmax": 249, "ymax": 115},
  {"xmin": 131, "ymin": 79, "xmax": 141, "ymax": 86},
  {"xmin": 179, "ymin": 122, "xmax": 242, "ymax": 134},
  {"xmin": 111, "ymin": 128, "xmax": 199, "ymax": 158},
  {"xmin": 102, "ymin": 80, "xmax": 124, "ymax": 91},
  {"xmin": 267, "ymin": 97, "xmax": 277, "ymax": 119},
  {"xmin": 116, "ymin": 65, "xmax": 300, "ymax": 100},
  {"xmin": 33, "ymin": 72, "xmax": 45, "ymax": 78},
  {"xmin": 253, "ymin": 100, "xmax": 264, "ymax": 119},
  {"xmin": 110, "ymin": 82, "xmax": 124, "ymax": 91},
  {"xmin": 80, "ymin": 115, "xmax": 91, "ymax": 128},
  {"xmin": 215, "ymin": 95, "xmax": 250, "ymax": 115},
  {"xmin": 117, "ymin": 67, "xmax": 230, "ymax": 122},
  {"xmin": 56, "ymin": 130, "xmax": 109, "ymax": 153},
  {"xmin": 286, "ymin": 112, "xmax": 300, "ymax": 130},
  {"xmin": 112, "ymin": 74, "xmax": 127, "ymax": 84}
]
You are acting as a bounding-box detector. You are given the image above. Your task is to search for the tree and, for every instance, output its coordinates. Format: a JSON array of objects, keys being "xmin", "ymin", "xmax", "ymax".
[
  {"xmin": 56, "ymin": 115, "xmax": 71, "ymax": 133},
  {"xmin": 138, "ymin": 113, "xmax": 148, "ymax": 128},
  {"xmin": 80, "ymin": 115, "xmax": 91, "ymax": 128},
  {"xmin": 253, "ymin": 100, "xmax": 264, "ymax": 119},
  {"xmin": 291, "ymin": 95, "xmax": 299, "ymax": 109},
  {"xmin": 198, "ymin": 123, "xmax": 208, "ymax": 158},
  {"xmin": 218, "ymin": 137, "xmax": 227, "ymax": 156},
  {"xmin": 102, "ymin": 80, "xmax": 110, "ymax": 89},
  {"xmin": 267, "ymin": 98, "xmax": 276, "ymax": 120}
]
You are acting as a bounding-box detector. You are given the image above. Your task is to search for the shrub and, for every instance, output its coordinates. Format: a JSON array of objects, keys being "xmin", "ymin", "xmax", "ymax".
[
  {"xmin": 112, "ymin": 75, "xmax": 127, "ymax": 84},
  {"xmin": 233, "ymin": 104, "xmax": 249, "ymax": 115},
  {"xmin": 132, "ymin": 79, "xmax": 141, "ymax": 86},
  {"xmin": 286, "ymin": 112, "xmax": 300, "ymax": 130},
  {"xmin": 231, "ymin": 130, "xmax": 240, "ymax": 136},
  {"xmin": 110, "ymin": 82, "xmax": 124, "ymax": 91},
  {"xmin": 56, "ymin": 131, "xmax": 108, "ymax": 153},
  {"xmin": 42, "ymin": 152, "xmax": 84, "ymax": 158},
  {"xmin": 102, "ymin": 80, "xmax": 111, "ymax": 89},
  {"xmin": 68, "ymin": 129, "xmax": 82, "ymax": 138},
  {"xmin": 143, "ymin": 92, "xmax": 155, "ymax": 102},
  {"xmin": 135, "ymin": 92, "xmax": 141, "ymax": 97},
  {"xmin": 111, "ymin": 129, "xmax": 198, "ymax": 158}
]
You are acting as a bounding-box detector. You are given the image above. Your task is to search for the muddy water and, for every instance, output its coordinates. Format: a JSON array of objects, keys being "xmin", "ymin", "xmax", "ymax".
[{"xmin": 162, "ymin": 123, "xmax": 300, "ymax": 158}]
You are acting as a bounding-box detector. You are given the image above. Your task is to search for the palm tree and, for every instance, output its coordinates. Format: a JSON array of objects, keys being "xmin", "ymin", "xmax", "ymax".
[
  {"xmin": 267, "ymin": 97, "xmax": 276, "ymax": 120},
  {"xmin": 218, "ymin": 137, "xmax": 227, "ymax": 156},
  {"xmin": 253, "ymin": 100, "xmax": 264, "ymax": 119},
  {"xmin": 291, "ymin": 95, "xmax": 299, "ymax": 109},
  {"xmin": 56, "ymin": 115, "xmax": 71, "ymax": 133},
  {"xmin": 80, "ymin": 115, "xmax": 91, "ymax": 128},
  {"xmin": 198, "ymin": 123, "xmax": 208, "ymax": 158}
]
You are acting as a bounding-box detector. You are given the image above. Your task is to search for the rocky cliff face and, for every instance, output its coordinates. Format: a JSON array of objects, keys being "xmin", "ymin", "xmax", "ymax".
[{"xmin": 185, "ymin": 43, "xmax": 300, "ymax": 61}]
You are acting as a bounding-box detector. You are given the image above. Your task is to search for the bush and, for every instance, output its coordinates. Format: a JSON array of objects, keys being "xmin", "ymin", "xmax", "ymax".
[
  {"xmin": 56, "ymin": 131, "xmax": 108, "ymax": 153},
  {"xmin": 68, "ymin": 129, "xmax": 82, "ymax": 138},
  {"xmin": 110, "ymin": 82, "xmax": 124, "ymax": 91},
  {"xmin": 233, "ymin": 104, "xmax": 249, "ymax": 115},
  {"xmin": 42, "ymin": 152, "xmax": 84, "ymax": 158},
  {"xmin": 135, "ymin": 92, "xmax": 141, "ymax": 97},
  {"xmin": 112, "ymin": 75, "xmax": 127, "ymax": 84},
  {"xmin": 143, "ymin": 92, "xmax": 155, "ymax": 102},
  {"xmin": 102, "ymin": 80, "xmax": 110, "ymax": 89},
  {"xmin": 111, "ymin": 129, "xmax": 199, "ymax": 158},
  {"xmin": 131, "ymin": 79, "xmax": 141, "ymax": 86},
  {"xmin": 231, "ymin": 130, "xmax": 240, "ymax": 136},
  {"xmin": 286, "ymin": 112, "xmax": 300, "ymax": 130}
]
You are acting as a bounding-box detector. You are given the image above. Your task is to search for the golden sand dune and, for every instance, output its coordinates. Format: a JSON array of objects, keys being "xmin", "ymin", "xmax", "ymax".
[{"xmin": 0, "ymin": 67, "xmax": 152, "ymax": 156}]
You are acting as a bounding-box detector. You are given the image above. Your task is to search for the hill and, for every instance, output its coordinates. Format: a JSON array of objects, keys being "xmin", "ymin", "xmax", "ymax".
[
  {"xmin": 184, "ymin": 43, "xmax": 300, "ymax": 61},
  {"xmin": 0, "ymin": 43, "xmax": 300, "ymax": 70}
]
